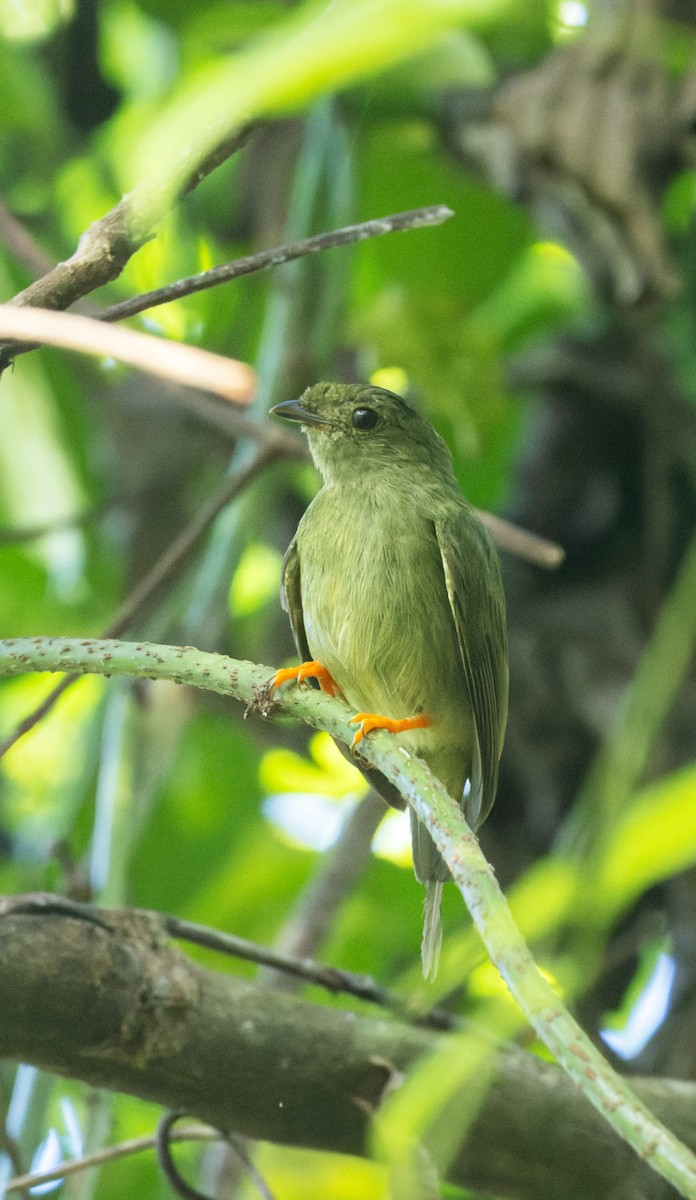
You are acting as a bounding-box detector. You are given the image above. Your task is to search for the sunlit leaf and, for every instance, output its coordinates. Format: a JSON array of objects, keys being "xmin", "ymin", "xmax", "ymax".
[
  {"xmin": 593, "ymin": 763, "xmax": 696, "ymax": 919},
  {"xmin": 100, "ymin": 0, "xmax": 178, "ymax": 99},
  {"xmin": 260, "ymin": 731, "xmax": 365, "ymax": 797},
  {"xmin": 255, "ymin": 1143, "xmax": 388, "ymax": 1200},
  {"xmin": 0, "ymin": 0, "xmax": 73, "ymax": 42},
  {"xmin": 127, "ymin": 0, "xmax": 512, "ymax": 202},
  {"xmin": 466, "ymin": 240, "xmax": 589, "ymax": 349},
  {"xmin": 0, "ymin": 674, "xmax": 104, "ymax": 847},
  {"xmin": 229, "ymin": 541, "xmax": 282, "ymax": 617}
]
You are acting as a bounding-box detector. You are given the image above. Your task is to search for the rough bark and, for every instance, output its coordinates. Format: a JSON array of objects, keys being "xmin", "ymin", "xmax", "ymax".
[{"xmin": 1, "ymin": 897, "xmax": 694, "ymax": 1200}]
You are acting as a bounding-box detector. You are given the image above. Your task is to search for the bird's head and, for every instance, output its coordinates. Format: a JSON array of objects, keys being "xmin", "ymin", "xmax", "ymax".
[{"xmin": 270, "ymin": 382, "xmax": 454, "ymax": 486}]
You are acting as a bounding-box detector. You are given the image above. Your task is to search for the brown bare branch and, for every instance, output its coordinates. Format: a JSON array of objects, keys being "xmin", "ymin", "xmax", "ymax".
[
  {"xmin": 3, "ymin": 128, "xmax": 253, "ymax": 316},
  {"xmin": 0, "ymin": 306, "xmax": 256, "ymax": 405},
  {"xmin": 97, "ymin": 206, "xmax": 455, "ymax": 324}
]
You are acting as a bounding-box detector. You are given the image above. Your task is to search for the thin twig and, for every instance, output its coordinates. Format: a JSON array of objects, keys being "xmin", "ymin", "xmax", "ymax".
[
  {"xmin": 156, "ymin": 1112, "xmax": 213, "ymax": 1200},
  {"xmin": 97, "ymin": 206, "xmax": 455, "ymax": 324},
  {"xmin": 164, "ymin": 911, "xmax": 458, "ymax": 1031},
  {"xmin": 0, "ymin": 893, "xmax": 113, "ymax": 928},
  {"xmin": 0, "ymin": 679, "xmax": 74, "ymax": 759},
  {"xmin": 180, "ymin": 124, "xmax": 257, "ymax": 197},
  {"xmin": 0, "ymin": 200, "xmax": 55, "ymax": 279},
  {"xmin": 3, "ymin": 1125, "xmax": 218, "ymax": 1194},
  {"xmin": 1, "ymin": 128, "xmax": 253, "ymax": 328},
  {"xmin": 475, "ymin": 509, "xmax": 565, "ymax": 569},
  {"xmin": 102, "ymin": 448, "xmax": 283, "ymax": 638}
]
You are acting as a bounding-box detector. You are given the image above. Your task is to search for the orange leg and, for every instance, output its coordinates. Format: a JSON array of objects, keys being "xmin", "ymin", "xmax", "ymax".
[
  {"xmin": 268, "ymin": 660, "xmax": 339, "ymax": 698},
  {"xmin": 349, "ymin": 711, "xmax": 432, "ymax": 749}
]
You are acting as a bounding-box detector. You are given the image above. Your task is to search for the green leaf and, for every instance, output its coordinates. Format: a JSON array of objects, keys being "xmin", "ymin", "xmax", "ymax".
[
  {"xmin": 260, "ymin": 731, "xmax": 366, "ymax": 797},
  {"xmin": 127, "ymin": 0, "xmax": 513, "ymax": 206},
  {"xmin": 0, "ymin": 0, "xmax": 74, "ymax": 43},
  {"xmin": 129, "ymin": 710, "xmax": 264, "ymax": 916},
  {"xmin": 229, "ymin": 541, "xmax": 282, "ymax": 617},
  {"xmin": 593, "ymin": 763, "xmax": 696, "ymax": 920}
]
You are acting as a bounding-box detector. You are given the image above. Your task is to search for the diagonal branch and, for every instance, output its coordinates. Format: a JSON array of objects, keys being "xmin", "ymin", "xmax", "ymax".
[
  {"xmin": 0, "ymin": 305, "xmax": 256, "ymax": 404},
  {"xmin": 0, "ymin": 637, "xmax": 695, "ymax": 1197},
  {"xmin": 4, "ymin": 1124, "xmax": 218, "ymax": 1196},
  {"xmin": 164, "ymin": 909, "xmax": 457, "ymax": 1029},
  {"xmin": 97, "ymin": 206, "xmax": 455, "ymax": 324},
  {"xmin": 0, "ymin": 204, "xmax": 454, "ymax": 372},
  {"xmin": 1, "ymin": 127, "xmax": 253, "ymax": 320}
]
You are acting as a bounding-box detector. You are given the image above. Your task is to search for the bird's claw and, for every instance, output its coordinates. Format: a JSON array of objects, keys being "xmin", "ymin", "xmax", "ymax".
[
  {"xmin": 349, "ymin": 711, "xmax": 432, "ymax": 749},
  {"xmin": 266, "ymin": 660, "xmax": 339, "ymax": 698}
]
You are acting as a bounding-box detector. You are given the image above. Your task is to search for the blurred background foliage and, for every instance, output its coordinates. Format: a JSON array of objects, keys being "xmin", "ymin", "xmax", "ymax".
[{"xmin": 1, "ymin": 0, "xmax": 696, "ymax": 1196}]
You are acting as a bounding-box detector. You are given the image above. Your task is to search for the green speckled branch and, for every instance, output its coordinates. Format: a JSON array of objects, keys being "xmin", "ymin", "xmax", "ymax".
[{"xmin": 1, "ymin": 636, "xmax": 695, "ymax": 1199}]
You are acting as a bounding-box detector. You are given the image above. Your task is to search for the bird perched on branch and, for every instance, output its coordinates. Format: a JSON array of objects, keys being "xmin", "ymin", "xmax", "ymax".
[{"xmin": 269, "ymin": 381, "xmax": 508, "ymax": 977}]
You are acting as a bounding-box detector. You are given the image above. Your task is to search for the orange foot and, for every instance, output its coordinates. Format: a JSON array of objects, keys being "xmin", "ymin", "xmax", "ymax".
[
  {"xmin": 349, "ymin": 711, "xmax": 432, "ymax": 749},
  {"xmin": 268, "ymin": 660, "xmax": 339, "ymax": 698}
]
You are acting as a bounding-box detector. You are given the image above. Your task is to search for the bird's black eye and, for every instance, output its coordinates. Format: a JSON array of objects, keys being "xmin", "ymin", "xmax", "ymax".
[{"xmin": 351, "ymin": 407, "xmax": 379, "ymax": 431}]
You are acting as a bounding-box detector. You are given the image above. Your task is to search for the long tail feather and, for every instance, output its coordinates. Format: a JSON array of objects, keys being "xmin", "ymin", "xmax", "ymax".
[{"xmin": 421, "ymin": 880, "xmax": 444, "ymax": 979}]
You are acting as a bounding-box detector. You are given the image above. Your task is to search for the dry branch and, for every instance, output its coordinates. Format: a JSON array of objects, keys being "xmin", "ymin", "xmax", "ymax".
[
  {"xmin": 2, "ymin": 128, "xmax": 253, "ymax": 317},
  {"xmin": 0, "ymin": 306, "xmax": 256, "ymax": 404}
]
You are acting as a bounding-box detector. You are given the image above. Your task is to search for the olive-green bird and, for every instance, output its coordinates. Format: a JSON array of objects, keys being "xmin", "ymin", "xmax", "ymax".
[{"xmin": 269, "ymin": 382, "xmax": 508, "ymax": 977}]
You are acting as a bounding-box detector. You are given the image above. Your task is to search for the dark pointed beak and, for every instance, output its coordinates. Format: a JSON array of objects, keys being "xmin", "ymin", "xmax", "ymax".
[{"xmin": 269, "ymin": 398, "xmax": 333, "ymax": 427}]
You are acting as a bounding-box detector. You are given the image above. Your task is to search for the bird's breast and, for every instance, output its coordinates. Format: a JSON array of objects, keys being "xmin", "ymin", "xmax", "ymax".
[{"xmin": 296, "ymin": 488, "xmax": 468, "ymax": 736}]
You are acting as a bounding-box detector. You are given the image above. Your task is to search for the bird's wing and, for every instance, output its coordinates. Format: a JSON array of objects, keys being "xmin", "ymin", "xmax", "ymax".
[
  {"xmin": 280, "ymin": 536, "xmax": 311, "ymax": 663},
  {"xmin": 435, "ymin": 510, "xmax": 508, "ymax": 827}
]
